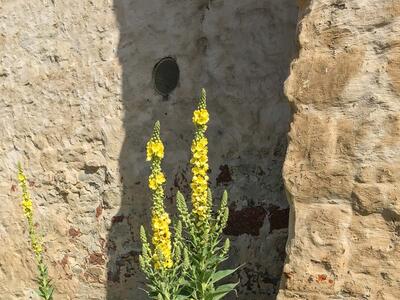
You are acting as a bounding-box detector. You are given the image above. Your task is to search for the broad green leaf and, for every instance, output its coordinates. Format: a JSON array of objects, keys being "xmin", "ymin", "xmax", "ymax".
[
  {"xmin": 211, "ymin": 282, "xmax": 239, "ymax": 300},
  {"xmin": 211, "ymin": 268, "xmax": 239, "ymax": 283}
]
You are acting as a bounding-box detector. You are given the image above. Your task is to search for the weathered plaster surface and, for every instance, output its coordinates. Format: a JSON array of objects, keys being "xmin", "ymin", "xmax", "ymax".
[
  {"xmin": 279, "ymin": 0, "xmax": 400, "ymax": 299},
  {"xmin": 0, "ymin": 0, "xmax": 297, "ymax": 299},
  {"xmin": 110, "ymin": 1, "xmax": 297, "ymax": 299}
]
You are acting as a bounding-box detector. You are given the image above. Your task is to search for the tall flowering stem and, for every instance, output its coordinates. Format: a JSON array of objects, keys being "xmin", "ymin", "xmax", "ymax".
[
  {"xmin": 147, "ymin": 121, "xmax": 173, "ymax": 270},
  {"xmin": 190, "ymin": 88, "xmax": 211, "ymax": 230},
  {"xmin": 17, "ymin": 163, "xmax": 54, "ymax": 300},
  {"xmin": 139, "ymin": 122, "xmax": 185, "ymax": 299},
  {"xmin": 176, "ymin": 88, "xmax": 238, "ymax": 299}
]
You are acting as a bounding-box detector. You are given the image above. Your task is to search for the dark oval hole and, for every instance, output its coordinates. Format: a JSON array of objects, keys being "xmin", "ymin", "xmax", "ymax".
[{"xmin": 153, "ymin": 57, "xmax": 180, "ymax": 96}]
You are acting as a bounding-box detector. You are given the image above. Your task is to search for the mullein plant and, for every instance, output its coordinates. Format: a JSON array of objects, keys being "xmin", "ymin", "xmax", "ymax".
[
  {"xmin": 176, "ymin": 89, "xmax": 238, "ymax": 299},
  {"xmin": 17, "ymin": 163, "xmax": 54, "ymax": 300},
  {"xmin": 139, "ymin": 121, "xmax": 187, "ymax": 299},
  {"xmin": 140, "ymin": 89, "xmax": 238, "ymax": 300}
]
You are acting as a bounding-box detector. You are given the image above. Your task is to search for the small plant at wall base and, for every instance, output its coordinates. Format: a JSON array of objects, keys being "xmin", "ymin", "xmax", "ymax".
[
  {"xmin": 139, "ymin": 89, "xmax": 239, "ymax": 300},
  {"xmin": 17, "ymin": 163, "xmax": 54, "ymax": 300}
]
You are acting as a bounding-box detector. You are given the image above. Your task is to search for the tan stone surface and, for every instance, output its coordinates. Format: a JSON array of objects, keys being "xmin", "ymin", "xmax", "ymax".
[{"xmin": 279, "ymin": 0, "xmax": 400, "ymax": 299}]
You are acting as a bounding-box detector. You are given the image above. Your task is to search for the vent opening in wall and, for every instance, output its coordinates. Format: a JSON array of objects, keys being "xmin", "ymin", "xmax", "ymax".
[{"xmin": 153, "ymin": 57, "xmax": 180, "ymax": 96}]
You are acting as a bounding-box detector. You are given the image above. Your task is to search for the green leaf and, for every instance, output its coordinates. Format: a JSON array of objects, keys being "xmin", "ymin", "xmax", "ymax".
[
  {"xmin": 211, "ymin": 282, "xmax": 239, "ymax": 300},
  {"xmin": 205, "ymin": 254, "xmax": 226, "ymax": 267},
  {"xmin": 48, "ymin": 287, "xmax": 54, "ymax": 299},
  {"xmin": 211, "ymin": 268, "xmax": 239, "ymax": 284}
]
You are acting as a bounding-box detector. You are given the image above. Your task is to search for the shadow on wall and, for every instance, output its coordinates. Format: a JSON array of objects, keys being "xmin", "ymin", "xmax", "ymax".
[{"xmin": 107, "ymin": 1, "xmax": 297, "ymax": 299}]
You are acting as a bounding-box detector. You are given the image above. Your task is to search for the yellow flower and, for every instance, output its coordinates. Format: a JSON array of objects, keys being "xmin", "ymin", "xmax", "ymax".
[
  {"xmin": 195, "ymin": 205, "xmax": 207, "ymax": 214},
  {"xmin": 32, "ymin": 240, "xmax": 43, "ymax": 256},
  {"xmin": 191, "ymin": 137, "xmax": 208, "ymax": 152},
  {"xmin": 146, "ymin": 141, "xmax": 164, "ymax": 161},
  {"xmin": 22, "ymin": 198, "xmax": 33, "ymax": 218},
  {"xmin": 148, "ymin": 172, "xmax": 166, "ymax": 190},
  {"xmin": 18, "ymin": 173, "xmax": 26, "ymax": 184},
  {"xmin": 165, "ymin": 259, "xmax": 173, "ymax": 268},
  {"xmin": 192, "ymin": 175, "xmax": 208, "ymax": 186},
  {"xmin": 193, "ymin": 109, "xmax": 209, "ymax": 125},
  {"xmin": 193, "ymin": 166, "xmax": 207, "ymax": 176}
]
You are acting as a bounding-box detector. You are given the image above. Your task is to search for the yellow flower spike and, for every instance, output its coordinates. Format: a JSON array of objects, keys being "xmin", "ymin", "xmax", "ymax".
[
  {"xmin": 146, "ymin": 120, "xmax": 165, "ymax": 161},
  {"xmin": 190, "ymin": 89, "xmax": 211, "ymax": 224},
  {"xmin": 17, "ymin": 164, "xmax": 42, "ymax": 257},
  {"xmin": 146, "ymin": 121, "xmax": 173, "ymax": 270},
  {"xmin": 17, "ymin": 163, "xmax": 54, "ymax": 299}
]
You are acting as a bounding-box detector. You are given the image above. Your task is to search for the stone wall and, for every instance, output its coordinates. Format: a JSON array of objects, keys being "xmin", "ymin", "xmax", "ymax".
[
  {"xmin": 278, "ymin": 0, "xmax": 400, "ymax": 299},
  {"xmin": 0, "ymin": 1, "xmax": 123, "ymax": 299},
  {"xmin": 0, "ymin": 0, "xmax": 297, "ymax": 299}
]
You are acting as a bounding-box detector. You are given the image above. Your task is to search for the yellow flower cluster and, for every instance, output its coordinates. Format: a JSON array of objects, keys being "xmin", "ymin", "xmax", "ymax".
[
  {"xmin": 17, "ymin": 164, "xmax": 43, "ymax": 259},
  {"xmin": 190, "ymin": 88, "xmax": 210, "ymax": 223},
  {"xmin": 151, "ymin": 212, "xmax": 173, "ymax": 269},
  {"xmin": 146, "ymin": 121, "xmax": 173, "ymax": 270},
  {"xmin": 190, "ymin": 137, "xmax": 209, "ymax": 221},
  {"xmin": 148, "ymin": 172, "xmax": 166, "ymax": 190},
  {"xmin": 193, "ymin": 108, "xmax": 209, "ymax": 126},
  {"xmin": 146, "ymin": 140, "xmax": 164, "ymax": 161},
  {"xmin": 18, "ymin": 171, "xmax": 33, "ymax": 220}
]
